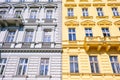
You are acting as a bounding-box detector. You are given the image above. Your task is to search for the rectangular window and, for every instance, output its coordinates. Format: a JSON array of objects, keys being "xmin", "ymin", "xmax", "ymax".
[
  {"xmin": 70, "ymin": 56, "xmax": 79, "ymax": 73},
  {"xmin": 102, "ymin": 28, "xmax": 110, "ymax": 37},
  {"xmin": 40, "ymin": 58, "xmax": 49, "ymax": 75},
  {"xmin": 68, "ymin": 28, "xmax": 76, "ymax": 41},
  {"xmin": 17, "ymin": 58, "xmax": 28, "ymax": 76},
  {"xmin": 0, "ymin": 11, "xmax": 6, "ymax": 14},
  {"xmin": 5, "ymin": 0, "xmax": 10, "ymax": 2},
  {"xmin": 89, "ymin": 56, "xmax": 99, "ymax": 73},
  {"xmin": 43, "ymin": 29, "xmax": 52, "ymax": 42},
  {"xmin": 6, "ymin": 30, "xmax": 16, "ymax": 42},
  {"xmin": 34, "ymin": 0, "xmax": 39, "ymax": 2},
  {"xmin": 0, "ymin": 58, "xmax": 7, "ymax": 75},
  {"xmin": 46, "ymin": 10, "xmax": 53, "ymax": 19},
  {"xmin": 110, "ymin": 56, "xmax": 120, "ymax": 73},
  {"xmin": 97, "ymin": 8, "xmax": 104, "ymax": 16},
  {"xmin": 82, "ymin": 8, "xmax": 88, "ymax": 16},
  {"xmin": 24, "ymin": 30, "xmax": 33, "ymax": 42},
  {"xmin": 48, "ymin": 0, "xmax": 53, "ymax": 2},
  {"xmin": 68, "ymin": 8, "xmax": 74, "ymax": 17},
  {"xmin": 112, "ymin": 8, "xmax": 119, "ymax": 16},
  {"xmin": 30, "ymin": 10, "xmax": 37, "ymax": 19},
  {"xmin": 14, "ymin": 10, "xmax": 22, "ymax": 18},
  {"xmin": 85, "ymin": 28, "xmax": 93, "ymax": 37},
  {"xmin": 19, "ymin": 0, "xmax": 25, "ymax": 2}
]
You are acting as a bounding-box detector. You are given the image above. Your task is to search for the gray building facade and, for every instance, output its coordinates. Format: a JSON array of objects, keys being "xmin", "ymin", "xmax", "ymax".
[{"xmin": 0, "ymin": 0, "xmax": 62, "ymax": 80}]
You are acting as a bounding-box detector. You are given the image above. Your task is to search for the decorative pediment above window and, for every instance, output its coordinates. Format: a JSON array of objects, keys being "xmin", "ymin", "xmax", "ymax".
[
  {"xmin": 28, "ymin": 3, "xmax": 42, "ymax": 8},
  {"xmin": 65, "ymin": 20, "xmax": 79, "ymax": 26},
  {"xmin": 97, "ymin": 20, "xmax": 112, "ymax": 26},
  {"xmin": 64, "ymin": 4, "xmax": 77, "ymax": 7},
  {"xmin": 0, "ymin": 3, "xmax": 11, "ymax": 8},
  {"xmin": 13, "ymin": 3, "xmax": 26, "ymax": 8},
  {"xmin": 107, "ymin": 3, "xmax": 120, "ymax": 6},
  {"xmin": 93, "ymin": 3, "xmax": 105, "ymax": 7},
  {"xmin": 81, "ymin": 20, "xmax": 95, "ymax": 26},
  {"xmin": 114, "ymin": 20, "xmax": 120, "ymax": 26},
  {"xmin": 43, "ymin": 3, "xmax": 57, "ymax": 8},
  {"xmin": 79, "ymin": 3, "xmax": 91, "ymax": 7}
]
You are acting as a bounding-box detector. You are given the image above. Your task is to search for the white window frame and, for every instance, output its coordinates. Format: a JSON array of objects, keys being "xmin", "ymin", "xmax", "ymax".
[
  {"xmin": 17, "ymin": 58, "xmax": 28, "ymax": 76},
  {"xmin": 43, "ymin": 29, "xmax": 52, "ymax": 42},
  {"xmin": 29, "ymin": 10, "xmax": 37, "ymax": 19},
  {"xmin": 110, "ymin": 56, "xmax": 120, "ymax": 73},
  {"xmin": 0, "ymin": 58, "xmax": 7, "ymax": 75},
  {"xmin": 68, "ymin": 28, "xmax": 76, "ymax": 41},
  {"xmin": 68, "ymin": 8, "xmax": 74, "ymax": 17},
  {"xmin": 112, "ymin": 8, "xmax": 119, "ymax": 16},
  {"xmin": 5, "ymin": 30, "xmax": 16, "ymax": 42},
  {"xmin": 97, "ymin": 8, "xmax": 104, "ymax": 16},
  {"xmin": 39, "ymin": 58, "xmax": 49, "ymax": 75},
  {"xmin": 89, "ymin": 56, "xmax": 99, "ymax": 73},
  {"xmin": 24, "ymin": 29, "xmax": 34, "ymax": 42},
  {"xmin": 85, "ymin": 28, "xmax": 93, "ymax": 37},
  {"xmin": 82, "ymin": 8, "xmax": 88, "ymax": 16},
  {"xmin": 102, "ymin": 28, "xmax": 110, "ymax": 37},
  {"xmin": 70, "ymin": 56, "xmax": 79, "ymax": 73},
  {"xmin": 14, "ymin": 10, "xmax": 22, "ymax": 18}
]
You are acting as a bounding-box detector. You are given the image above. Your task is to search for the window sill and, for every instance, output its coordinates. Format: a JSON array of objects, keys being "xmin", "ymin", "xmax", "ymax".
[
  {"xmin": 36, "ymin": 75, "xmax": 52, "ymax": 78},
  {"xmin": 65, "ymin": 16, "xmax": 77, "ymax": 19},
  {"xmin": 12, "ymin": 75, "xmax": 28, "ymax": 78},
  {"xmin": 81, "ymin": 16, "xmax": 93, "ymax": 19},
  {"xmin": 112, "ymin": 16, "xmax": 120, "ymax": 18},
  {"xmin": 96, "ymin": 16, "xmax": 109, "ymax": 19}
]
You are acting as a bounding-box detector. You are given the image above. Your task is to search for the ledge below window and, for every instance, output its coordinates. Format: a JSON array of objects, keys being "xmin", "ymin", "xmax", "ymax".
[
  {"xmin": 12, "ymin": 75, "xmax": 28, "ymax": 78},
  {"xmin": 80, "ymin": 16, "xmax": 93, "ymax": 19},
  {"xmin": 96, "ymin": 16, "xmax": 109, "ymax": 19},
  {"xmin": 112, "ymin": 16, "xmax": 120, "ymax": 18},
  {"xmin": 36, "ymin": 75, "xmax": 52, "ymax": 78}
]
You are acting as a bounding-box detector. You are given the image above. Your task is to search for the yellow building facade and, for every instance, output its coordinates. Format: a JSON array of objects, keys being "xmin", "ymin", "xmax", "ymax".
[{"xmin": 62, "ymin": 0, "xmax": 120, "ymax": 80}]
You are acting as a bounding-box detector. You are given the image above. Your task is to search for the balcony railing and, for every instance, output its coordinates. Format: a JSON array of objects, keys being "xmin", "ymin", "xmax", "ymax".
[{"xmin": 84, "ymin": 36, "xmax": 120, "ymax": 51}]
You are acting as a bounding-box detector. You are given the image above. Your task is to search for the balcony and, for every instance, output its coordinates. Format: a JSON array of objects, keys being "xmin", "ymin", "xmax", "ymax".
[
  {"xmin": 84, "ymin": 36, "xmax": 120, "ymax": 51},
  {"xmin": 42, "ymin": 18, "xmax": 56, "ymax": 23},
  {"xmin": 0, "ymin": 14, "xmax": 23, "ymax": 26}
]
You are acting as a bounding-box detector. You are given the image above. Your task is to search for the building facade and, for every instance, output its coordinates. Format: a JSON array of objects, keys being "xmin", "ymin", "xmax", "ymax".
[
  {"xmin": 0, "ymin": 0, "xmax": 62, "ymax": 80},
  {"xmin": 62, "ymin": 0, "xmax": 120, "ymax": 80}
]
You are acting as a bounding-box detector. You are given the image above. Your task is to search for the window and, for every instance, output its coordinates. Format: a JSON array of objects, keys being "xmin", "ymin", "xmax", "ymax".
[
  {"xmin": 14, "ymin": 10, "xmax": 22, "ymax": 18},
  {"xmin": 5, "ymin": 0, "xmax": 10, "ymax": 2},
  {"xmin": 89, "ymin": 56, "xmax": 99, "ymax": 73},
  {"xmin": 40, "ymin": 58, "xmax": 49, "ymax": 75},
  {"xmin": 6, "ymin": 30, "xmax": 16, "ymax": 42},
  {"xmin": 46, "ymin": 10, "xmax": 53, "ymax": 19},
  {"xmin": 110, "ymin": 56, "xmax": 120, "ymax": 73},
  {"xmin": 24, "ymin": 30, "xmax": 33, "ymax": 42},
  {"xmin": 0, "ymin": 58, "xmax": 7, "ymax": 75},
  {"xmin": 0, "ymin": 11, "xmax": 6, "ymax": 14},
  {"xmin": 97, "ymin": 8, "xmax": 104, "ymax": 16},
  {"xmin": 48, "ymin": 0, "xmax": 53, "ymax": 2},
  {"xmin": 19, "ymin": 0, "xmax": 25, "ymax": 2},
  {"xmin": 34, "ymin": 0, "xmax": 39, "ymax": 2},
  {"xmin": 68, "ymin": 28, "xmax": 76, "ymax": 41},
  {"xmin": 112, "ymin": 8, "xmax": 119, "ymax": 16},
  {"xmin": 102, "ymin": 28, "xmax": 110, "ymax": 37},
  {"xmin": 68, "ymin": 8, "xmax": 74, "ymax": 17},
  {"xmin": 70, "ymin": 56, "xmax": 79, "ymax": 73},
  {"xmin": 82, "ymin": 8, "xmax": 88, "ymax": 16},
  {"xmin": 85, "ymin": 28, "xmax": 93, "ymax": 37},
  {"xmin": 30, "ymin": 10, "xmax": 37, "ymax": 19},
  {"xmin": 43, "ymin": 29, "xmax": 52, "ymax": 42},
  {"xmin": 17, "ymin": 58, "xmax": 28, "ymax": 75}
]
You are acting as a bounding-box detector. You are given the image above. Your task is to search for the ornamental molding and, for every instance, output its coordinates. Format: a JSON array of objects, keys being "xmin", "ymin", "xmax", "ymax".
[
  {"xmin": 97, "ymin": 20, "xmax": 112, "ymax": 26},
  {"xmin": 64, "ymin": 4, "xmax": 77, "ymax": 7},
  {"xmin": 114, "ymin": 20, "xmax": 120, "ymax": 25},
  {"xmin": 79, "ymin": 3, "xmax": 91, "ymax": 7},
  {"xmin": 93, "ymin": 3, "xmax": 105, "ymax": 7},
  {"xmin": 81, "ymin": 20, "xmax": 95, "ymax": 26},
  {"xmin": 65, "ymin": 20, "xmax": 79, "ymax": 26},
  {"xmin": 107, "ymin": 3, "xmax": 120, "ymax": 6}
]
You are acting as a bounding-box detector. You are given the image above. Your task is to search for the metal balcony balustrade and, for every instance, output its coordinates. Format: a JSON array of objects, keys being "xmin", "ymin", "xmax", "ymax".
[
  {"xmin": 84, "ymin": 36, "xmax": 120, "ymax": 51},
  {"xmin": 0, "ymin": 42, "xmax": 56, "ymax": 49},
  {"xmin": 0, "ymin": 13, "xmax": 23, "ymax": 26}
]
